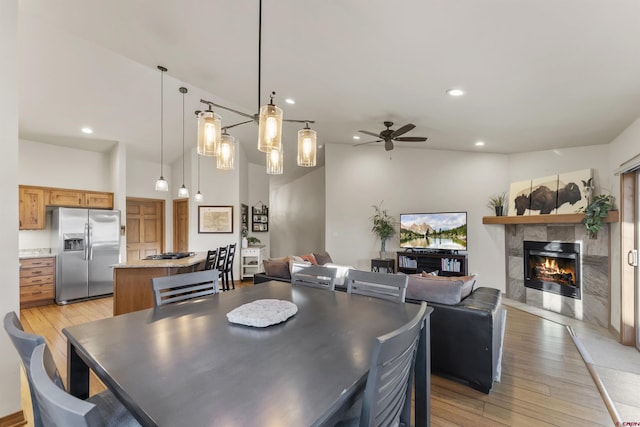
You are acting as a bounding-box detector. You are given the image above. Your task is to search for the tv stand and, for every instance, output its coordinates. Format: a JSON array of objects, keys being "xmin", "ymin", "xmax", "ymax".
[{"xmin": 397, "ymin": 251, "xmax": 468, "ymax": 276}]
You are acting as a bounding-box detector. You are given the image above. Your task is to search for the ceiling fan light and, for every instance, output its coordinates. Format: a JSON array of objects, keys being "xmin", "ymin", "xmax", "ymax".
[
  {"xmin": 217, "ymin": 133, "xmax": 235, "ymax": 170},
  {"xmin": 266, "ymin": 148, "xmax": 283, "ymax": 175},
  {"xmin": 197, "ymin": 110, "xmax": 221, "ymax": 157},
  {"xmin": 258, "ymin": 103, "xmax": 283, "ymax": 152},
  {"xmin": 297, "ymin": 126, "xmax": 317, "ymax": 167}
]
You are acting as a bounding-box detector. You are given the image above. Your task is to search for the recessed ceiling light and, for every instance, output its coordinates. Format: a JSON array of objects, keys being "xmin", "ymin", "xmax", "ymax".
[
  {"xmin": 446, "ymin": 89, "xmax": 465, "ymax": 97},
  {"xmin": 285, "ymin": 98, "xmax": 295, "ymax": 105},
  {"xmin": 353, "ymin": 135, "xmax": 361, "ymax": 140},
  {"xmin": 81, "ymin": 127, "xmax": 93, "ymax": 134},
  {"xmin": 475, "ymin": 140, "xmax": 485, "ymax": 147}
]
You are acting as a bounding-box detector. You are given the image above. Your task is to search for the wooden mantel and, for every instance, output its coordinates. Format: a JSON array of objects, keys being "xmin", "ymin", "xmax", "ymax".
[{"xmin": 482, "ymin": 210, "xmax": 619, "ymax": 225}]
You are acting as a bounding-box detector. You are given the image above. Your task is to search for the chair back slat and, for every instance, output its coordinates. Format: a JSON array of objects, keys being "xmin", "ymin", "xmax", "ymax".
[
  {"xmin": 152, "ymin": 270, "xmax": 220, "ymax": 306},
  {"xmin": 203, "ymin": 249, "xmax": 218, "ymax": 270},
  {"xmin": 292, "ymin": 265, "xmax": 337, "ymax": 291},
  {"xmin": 225, "ymin": 244, "xmax": 236, "ymax": 271},
  {"xmin": 360, "ymin": 302, "xmax": 427, "ymax": 427},
  {"xmin": 345, "ymin": 269, "xmax": 408, "ymax": 303}
]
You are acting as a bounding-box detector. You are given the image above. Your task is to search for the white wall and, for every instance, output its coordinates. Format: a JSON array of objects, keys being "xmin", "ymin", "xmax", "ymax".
[
  {"xmin": 19, "ymin": 139, "xmax": 111, "ymax": 189},
  {"xmin": 270, "ymin": 167, "xmax": 325, "ymax": 257},
  {"xmin": 325, "ymin": 144, "xmax": 509, "ymax": 290},
  {"xmin": 249, "ymin": 163, "xmax": 271, "ymax": 257},
  {"xmin": 0, "ymin": 0, "xmax": 21, "ymax": 416},
  {"xmin": 607, "ymin": 117, "xmax": 640, "ymax": 332}
]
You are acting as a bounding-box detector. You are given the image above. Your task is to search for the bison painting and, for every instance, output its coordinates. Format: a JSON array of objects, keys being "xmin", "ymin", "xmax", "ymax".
[{"xmin": 514, "ymin": 182, "xmax": 582, "ymax": 215}]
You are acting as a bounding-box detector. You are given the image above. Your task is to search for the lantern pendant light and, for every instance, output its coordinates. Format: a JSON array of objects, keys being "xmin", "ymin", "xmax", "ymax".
[
  {"xmin": 154, "ymin": 65, "xmax": 169, "ymax": 192},
  {"xmin": 177, "ymin": 87, "xmax": 189, "ymax": 198},
  {"xmin": 297, "ymin": 122, "xmax": 317, "ymax": 167},
  {"xmin": 257, "ymin": 92, "xmax": 283, "ymax": 153},
  {"xmin": 197, "ymin": 105, "xmax": 221, "ymax": 157},
  {"xmin": 266, "ymin": 147, "xmax": 283, "ymax": 175},
  {"xmin": 217, "ymin": 130, "xmax": 236, "ymax": 170}
]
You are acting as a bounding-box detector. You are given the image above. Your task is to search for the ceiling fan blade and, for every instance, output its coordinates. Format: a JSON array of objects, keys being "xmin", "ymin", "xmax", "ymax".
[
  {"xmin": 358, "ymin": 130, "xmax": 382, "ymax": 138},
  {"xmin": 390, "ymin": 123, "xmax": 415, "ymax": 138},
  {"xmin": 394, "ymin": 136, "xmax": 428, "ymax": 142},
  {"xmin": 384, "ymin": 140, "xmax": 394, "ymax": 151},
  {"xmin": 354, "ymin": 139, "xmax": 382, "ymax": 147}
]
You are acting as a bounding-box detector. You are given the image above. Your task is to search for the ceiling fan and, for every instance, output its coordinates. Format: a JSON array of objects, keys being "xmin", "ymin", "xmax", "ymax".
[{"xmin": 356, "ymin": 121, "xmax": 428, "ymax": 151}]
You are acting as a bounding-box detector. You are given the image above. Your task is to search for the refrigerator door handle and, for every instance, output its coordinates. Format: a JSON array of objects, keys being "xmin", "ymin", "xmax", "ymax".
[
  {"xmin": 84, "ymin": 223, "xmax": 90, "ymax": 260},
  {"xmin": 88, "ymin": 223, "xmax": 93, "ymax": 260}
]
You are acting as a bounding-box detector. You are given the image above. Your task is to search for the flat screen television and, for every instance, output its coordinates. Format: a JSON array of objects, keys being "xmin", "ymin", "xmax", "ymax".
[{"xmin": 400, "ymin": 212, "xmax": 467, "ymax": 251}]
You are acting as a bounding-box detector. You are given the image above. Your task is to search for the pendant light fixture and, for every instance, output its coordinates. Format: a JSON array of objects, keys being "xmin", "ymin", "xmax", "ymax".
[
  {"xmin": 197, "ymin": 0, "xmax": 317, "ymax": 174},
  {"xmin": 217, "ymin": 130, "xmax": 236, "ymax": 170},
  {"xmin": 194, "ymin": 153, "xmax": 204, "ymax": 202},
  {"xmin": 297, "ymin": 122, "xmax": 317, "ymax": 167},
  {"xmin": 197, "ymin": 104, "xmax": 221, "ymax": 157},
  {"xmin": 177, "ymin": 87, "xmax": 189, "ymax": 198},
  {"xmin": 266, "ymin": 147, "xmax": 283, "ymax": 175},
  {"xmin": 257, "ymin": 92, "xmax": 283, "ymax": 153},
  {"xmin": 155, "ymin": 66, "xmax": 169, "ymax": 192}
]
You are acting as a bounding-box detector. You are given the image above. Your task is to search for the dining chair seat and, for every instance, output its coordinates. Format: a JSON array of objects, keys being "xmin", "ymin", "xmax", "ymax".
[
  {"xmin": 30, "ymin": 343, "xmax": 140, "ymax": 427},
  {"xmin": 151, "ymin": 269, "xmax": 220, "ymax": 306},
  {"xmin": 344, "ymin": 269, "xmax": 408, "ymax": 303},
  {"xmin": 291, "ymin": 265, "xmax": 338, "ymax": 291}
]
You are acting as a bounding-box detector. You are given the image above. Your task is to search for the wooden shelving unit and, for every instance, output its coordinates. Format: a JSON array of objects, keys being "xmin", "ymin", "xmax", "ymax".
[{"xmin": 482, "ymin": 210, "xmax": 619, "ymax": 225}]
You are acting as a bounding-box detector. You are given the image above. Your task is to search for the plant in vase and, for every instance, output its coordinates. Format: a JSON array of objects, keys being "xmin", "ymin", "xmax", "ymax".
[
  {"xmin": 247, "ymin": 236, "xmax": 261, "ymax": 246},
  {"xmin": 371, "ymin": 202, "xmax": 396, "ymax": 259},
  {"xmin": 487, "ymin": 192, "xmax": 507, "ymax": 216},
  {"xmin": 579, "ymin": 193, "xmax": 614, "ymax": 239}
]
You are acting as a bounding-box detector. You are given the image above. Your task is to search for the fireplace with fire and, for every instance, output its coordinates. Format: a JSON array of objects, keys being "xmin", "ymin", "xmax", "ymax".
[{"xmin": 523, "ymin": 240, "xmax": 581, "ymax": 299}]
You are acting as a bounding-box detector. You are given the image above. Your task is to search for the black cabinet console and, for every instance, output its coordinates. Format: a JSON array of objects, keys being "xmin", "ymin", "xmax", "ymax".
[{"xmin": 397, "ymin": 251, "xmax": 468, "ymax": 276}]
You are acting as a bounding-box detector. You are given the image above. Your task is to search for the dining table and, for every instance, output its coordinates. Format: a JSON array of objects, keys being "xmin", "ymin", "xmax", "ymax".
[{"xmin": 63, "ymin": 281, "xmax": 432, "ymax": 426}]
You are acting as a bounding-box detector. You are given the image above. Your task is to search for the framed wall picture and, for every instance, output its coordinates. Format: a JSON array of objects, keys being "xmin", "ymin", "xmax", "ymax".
[
  {"xmin": 252, "ymin": 205, "xmax": 269, "ymax": 232},
  {"xmin": 198, "ymin": 205, "xmax": 234, "ymax": 233},
  {"xmin": 241, "ymin": 204, "xmax": 249, "ymax": 235}
]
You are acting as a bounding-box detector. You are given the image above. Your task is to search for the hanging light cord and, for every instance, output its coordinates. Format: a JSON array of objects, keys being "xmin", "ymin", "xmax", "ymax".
[
  {"xmin": 258, "ymin": 0, "xmax": 262, "ymax": 111},
  {"xmin": 197, "ymin": 153, "xmax": 201, "ymax": 190},
  {"xmin": 182, "ymin": 88, "xmax": 186, "ymax": 185},
  {"xmin": 160, "ymin": 67, "xmax": 165, "ymax": 177}
]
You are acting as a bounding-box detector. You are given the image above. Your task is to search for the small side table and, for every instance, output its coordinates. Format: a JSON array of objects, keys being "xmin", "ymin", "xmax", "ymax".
[{"xmin": 371, "ymin": 258, "xmax": 395, "ymax": 273}]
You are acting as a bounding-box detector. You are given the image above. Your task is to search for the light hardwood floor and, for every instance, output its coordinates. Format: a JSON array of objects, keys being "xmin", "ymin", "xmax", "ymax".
[{"xmin": 18, "ymin": 285, "xmax": 615, "ymax": 426}]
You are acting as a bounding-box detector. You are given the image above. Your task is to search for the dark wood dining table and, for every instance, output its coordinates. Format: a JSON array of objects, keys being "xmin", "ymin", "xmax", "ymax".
[{"xmin": 63, "ymin": 281, "xmax": 432, "ymax": 426}]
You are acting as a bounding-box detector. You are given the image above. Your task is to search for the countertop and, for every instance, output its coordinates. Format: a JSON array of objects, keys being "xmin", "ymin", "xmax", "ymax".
[
  {"xmin": 19, "ymin": 249, "xmax": 55, "ymax": 259},
  {"xmin": 112, "ymin": 252, "xmax": 207, "ymax": 269}
]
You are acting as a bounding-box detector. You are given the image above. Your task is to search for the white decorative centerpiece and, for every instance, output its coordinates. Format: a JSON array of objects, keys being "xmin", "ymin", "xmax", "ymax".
[{"xmin": 226, "ymin": 299, "xmax": 298, "ymax": 327}]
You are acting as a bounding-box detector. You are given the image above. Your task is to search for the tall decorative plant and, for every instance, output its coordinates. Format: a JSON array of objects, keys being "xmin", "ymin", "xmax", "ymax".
[{"xmin": 371, "ymin": 202, "xmax": 396, "ymax": 259}]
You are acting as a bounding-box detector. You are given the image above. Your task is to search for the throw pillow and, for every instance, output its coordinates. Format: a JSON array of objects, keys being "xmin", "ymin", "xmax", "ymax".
[
  {"xmin": 300, "ymin": 254, "xmax": 318, "ymax": 265},
  {"xmin": 263, "ymin": 259, "xmax": 291, "ymax": 280},
  {"xmin": 289, "ymin": 255, "xmax": 310, "ymax": 274},
  {"xmin": 312, "ymin": 251, "xmax": 333, "ymax": 265},
  {"xmin": 421, "ymin": 270, "xmax": 439, "ymax": 276}
]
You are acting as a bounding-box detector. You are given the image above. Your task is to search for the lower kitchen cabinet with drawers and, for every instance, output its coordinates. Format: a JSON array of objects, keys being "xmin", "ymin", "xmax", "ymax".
[{"xmin": 19, "ymin": 257, "xmax": 55, "ymax": 308}]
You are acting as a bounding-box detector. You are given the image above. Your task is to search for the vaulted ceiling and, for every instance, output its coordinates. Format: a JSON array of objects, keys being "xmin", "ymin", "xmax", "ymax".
[{"xmin": 18, "ymin": 0, "xmax": 640, "ymax": 181}]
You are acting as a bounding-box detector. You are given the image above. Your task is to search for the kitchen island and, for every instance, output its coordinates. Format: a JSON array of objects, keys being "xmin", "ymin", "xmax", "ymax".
[{"xmin": 112, "ymin": 252, "xmax": 206, "ymax": 315}]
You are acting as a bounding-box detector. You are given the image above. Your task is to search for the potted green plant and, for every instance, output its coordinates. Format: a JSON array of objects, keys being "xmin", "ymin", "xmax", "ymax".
[
  {"xmin": 247, "ymin": 236, "xmax": 261, "ymax": 246},
  {"xmin": 371, "ymin": 202, "xmax": 396, "ymax": 259},
  {"xmin": 580, "ymin": 194, "xmax": 614, "ymax": 239},
  {"xmin": 487, "ymin": 192, "xmax": 507, "ymax": 216}
]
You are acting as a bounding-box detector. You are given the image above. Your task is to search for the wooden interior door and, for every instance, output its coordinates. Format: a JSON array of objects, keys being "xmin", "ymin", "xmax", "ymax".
[
  {"xmin": 173, "ymin": 199, "xmax": 189, "ymax": 253},
  {"xmin": 126, "ymin": 198, "xmax": 165, "ymax": 261}
]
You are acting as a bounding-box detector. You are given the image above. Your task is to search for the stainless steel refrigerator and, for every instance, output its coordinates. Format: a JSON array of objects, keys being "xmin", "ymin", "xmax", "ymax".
[{"xmin": 52, "ymin": 208, "xmax": 121, "ymax": 304}]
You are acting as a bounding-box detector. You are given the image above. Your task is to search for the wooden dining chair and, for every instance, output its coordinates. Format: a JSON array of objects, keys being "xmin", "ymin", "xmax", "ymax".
[
  {"xmin": 216, "ymin": 245, "xmax": 229, "ymax": 290},
  {"xmin": 29, "ymin": 343, "xmax": 141, "ymax": 427},
  {"xmin": 151, "ymin": 269, "xmax": 220, "ymax": 307},
  {"xmin": 337, "ymin": 302, "xmax": 427, "ymax": 427},
  {"xmin": 203, "ymin": 249, "xmax": 218, "ymax": 271},
  {"xmin": 344, "ymin": 269, "xmax": 408, "ymax": 303},
  {"xmin": 4, "ymin": 312, "xmax": 138, "ymax": 427},
  {"xmin": 291, "ymin": 265, "xmax": 338, "ymax": 291},
  {"xmin": 223, "ymin": 243, "xmax": 237, "ymax": 290}
]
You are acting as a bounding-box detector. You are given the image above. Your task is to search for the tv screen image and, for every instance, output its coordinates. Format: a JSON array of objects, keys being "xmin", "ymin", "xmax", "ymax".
[{"xmin": 400, "ymin": 212, "xmax": 467, "ymax": 250}]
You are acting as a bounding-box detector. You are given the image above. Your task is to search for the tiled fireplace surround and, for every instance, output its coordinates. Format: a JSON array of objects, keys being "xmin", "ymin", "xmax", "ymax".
[{"xmin": 506, "ymin": 223, "xmax": 610, "ymax": 328}]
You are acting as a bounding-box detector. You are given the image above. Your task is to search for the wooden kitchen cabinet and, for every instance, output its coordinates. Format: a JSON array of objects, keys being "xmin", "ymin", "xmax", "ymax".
[
  {"xmin": 18, "ymin": 185, "xmax": 115, "ymax": 229},
  {"xmin": 19, "ymin": 186, "xmax": 46, "ymax": 230},
  {"xmin": 84, "ymin": 191, "xmax": 114, "ymax": 209},
  {"xmin": 20, "ymin": 257, "xmax": 55, "ymax": 308},
  {"xmin": 47, "ymin": 189, "xmax": 85, "ymax": 207}
]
